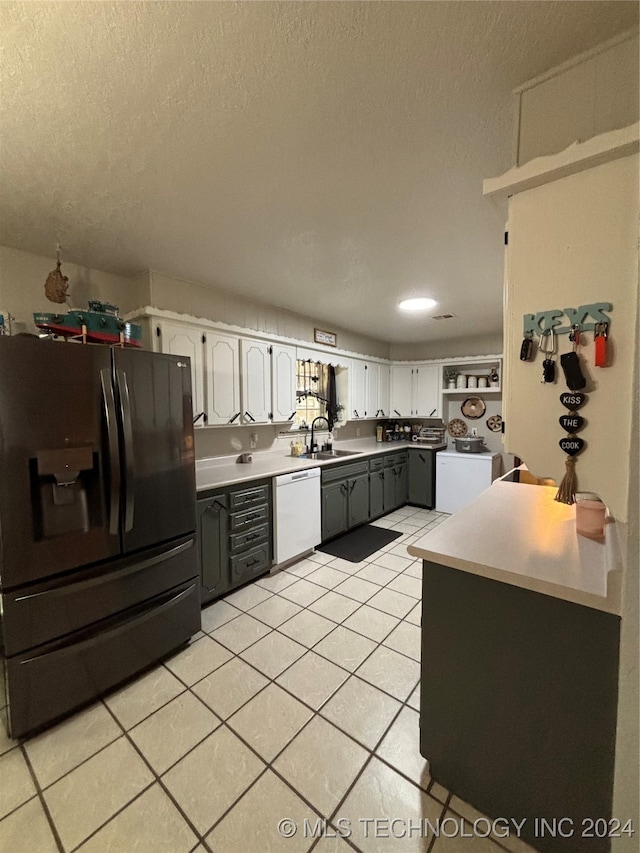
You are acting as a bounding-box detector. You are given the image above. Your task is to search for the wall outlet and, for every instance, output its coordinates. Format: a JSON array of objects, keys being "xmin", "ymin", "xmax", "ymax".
[{"xmin": 250, "ymin": 433, "xmax": 258, "ymax": 449}]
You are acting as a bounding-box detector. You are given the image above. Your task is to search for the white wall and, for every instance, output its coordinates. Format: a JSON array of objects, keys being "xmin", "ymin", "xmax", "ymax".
[
  {"xmin": 516, "ymin": 30, "xmax": 639, "ymax": 166},
  {"xmin": 0, "ymin": 245, "xmax": 146, "ymax": 334},
  {"xmin": 146, "ymin": 270, "xmax": 390, "ymax": 360},
  {"xmin": 390, "ymin": 332, "xmax": 502, "ymax": 362},
  {"xmin": 503, "ymin": 153, "xmax": 638, "ymax": 523}
]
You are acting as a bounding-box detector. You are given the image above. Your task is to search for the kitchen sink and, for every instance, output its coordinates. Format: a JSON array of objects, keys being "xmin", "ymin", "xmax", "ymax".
[{"xmin": 300, "ymin": 449, "xmax": 361, "ymax": 460}]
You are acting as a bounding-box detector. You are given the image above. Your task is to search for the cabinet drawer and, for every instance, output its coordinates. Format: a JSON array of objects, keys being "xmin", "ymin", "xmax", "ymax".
[
  {"xmin": 229, "ymin": 484, "xmax": 269, "ymax": 510},
  {"xmin": 230, "ymin": 523, "xmax": 269, "ymax": 554},
  {"xmin": 321, "ymin": 460, "xmax": 369, "ymax": 484},
  {"xmin": 230, "ymin": 543, "xmax": 270, "ymax": 583},
  {"xmin": 384, "ymin": 451, "xmax": 407, "ymax": 468},
  {"xmin": 229, "ymin": 504, "xmax": 269, "ymax": 531}
]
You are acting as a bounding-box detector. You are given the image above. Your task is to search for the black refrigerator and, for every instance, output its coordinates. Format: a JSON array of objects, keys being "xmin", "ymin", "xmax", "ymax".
[{"xmin": 0, "ymin": 336, "xmax": 201, "ymax": 738}]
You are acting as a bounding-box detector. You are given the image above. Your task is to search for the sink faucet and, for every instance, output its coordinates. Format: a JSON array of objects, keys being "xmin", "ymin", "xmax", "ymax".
[{"xmin": 310, "ymin": 416, "xmax": 330, "ymax": 453}]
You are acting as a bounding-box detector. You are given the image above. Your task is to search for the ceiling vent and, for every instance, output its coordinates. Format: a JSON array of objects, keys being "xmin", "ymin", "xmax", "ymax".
[{"xmin": 432, "ymin": 313, "xmax": 456, "ymax": 320}]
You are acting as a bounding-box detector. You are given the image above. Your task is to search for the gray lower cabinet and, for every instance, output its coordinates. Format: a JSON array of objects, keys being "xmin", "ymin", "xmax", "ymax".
[
  {"xmin": 321, "ymin": 460, "xmax": 370, "ymax": 542},
  {"xmin": 321, "ymin": 480, "xmax": 348, "ymax": 541},
  {"xmin": 421, "ymin": 560, "xmax": 620, "ymax": 853},
  {"xmin": 408, "ymin": 449, "xmax": 435, "ymax": 508},
  {"xmin": 369, "ymin": 459, "xmax": 385, "ymax": 520},
  {"xmin": 348, "ymin": 473, "xmax": 369, "ymax": 528},
  {"xmin": 196, "ymin": 493, "xmax": 229, "ymax": 602},
  {"xmin": 197, "ymin": 478, "xmax": 272, "ymax": 604},
  {"xmin": 383, "ymin": 452, "xmax": 408, "ymax": 511}
]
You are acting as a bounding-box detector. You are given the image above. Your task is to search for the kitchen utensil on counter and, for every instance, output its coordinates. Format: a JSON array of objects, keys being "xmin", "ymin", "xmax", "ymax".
[
  {"xmin": 238, "ymin": 453, "xmax": 253, "ymax": 463},
  {"xmin": 447, "ymin": 418, "xmax": 468, "ymax": 438},
  {"xmin": 486, "ymin": 414, "xmax": 502, "ymax": 432},
  {"xmin": 454, "ymin": 435, "xmax": 488, "ymax": 453},
  {"xmin": 461, "ymin": 396, "xmax": 486, "ymax": 419},
  {"xmin": 575, "ymin": 493, "xmax": 606, "ymax": 541}
]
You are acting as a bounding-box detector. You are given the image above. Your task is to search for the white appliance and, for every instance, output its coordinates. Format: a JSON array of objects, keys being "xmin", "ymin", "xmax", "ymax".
[
  {"xmin": 435, "ymin": 450, "xmax": 502, "ymax": 514},
  {"xmin": 273, "ymin": 468, "xmax": 322, "ymax": 565}
]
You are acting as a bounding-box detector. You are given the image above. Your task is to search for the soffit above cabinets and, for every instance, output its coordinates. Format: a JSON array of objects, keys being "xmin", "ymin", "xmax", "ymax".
[{"xmin": 1, "ymin": 2, "xmax": 636, "ymax": 343}]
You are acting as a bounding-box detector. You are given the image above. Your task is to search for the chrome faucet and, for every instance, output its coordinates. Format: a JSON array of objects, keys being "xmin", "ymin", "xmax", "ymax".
[{"xmin": 310, "ymin": 416, "xmax": 330, "ymax": 453}]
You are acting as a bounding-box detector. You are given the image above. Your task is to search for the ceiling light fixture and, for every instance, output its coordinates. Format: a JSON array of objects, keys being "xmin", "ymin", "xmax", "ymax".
[{"xmin": 398, "ymin": 297, "xmax": 437, "ymax": 312}]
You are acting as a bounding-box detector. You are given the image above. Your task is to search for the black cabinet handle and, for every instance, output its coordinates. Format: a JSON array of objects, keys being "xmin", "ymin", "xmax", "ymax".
[
  {"xmin": 244, "ymin": 411, "xmax": 256, "ymax": 422},
  {"xmin": 353, "ymin": 410, "xmax": 360, "ymax": 418},
  {"xmin": 394, "ymin": 409, "xmax": 401, "ymax": 417},
  {"xmin": 246, "ymin": 532, "xmax": 260, "ymax": 541},
  {"xmin": 206, "ymin": 498, "xmax": 226, "ymax": 514},
  {"xmin": 245, "ymin": 512, "xmax": 260, "ymax": 521},
  {"xmin": 193, "ymin": 411, "xmax": 205, "ymax": 424},
  {"xmin": 340, "ymin": 483, "xmax": 348, "ymax": 494},
  {"xmin": 246, "ymin": 558, "xmax": 260, "ymax": 568},
  {"xmin": 228, "ymin": 412, "xmax": 241, "ymax": 424},
  {"xmin": 288, "ymin": 412, "xmax": 296, "ymax": 420},
  {"xmin": 419, "ymin": 454, "xmax": 425, "ymax": 463},
  {"xmin": 349, "ymin": 480, "xmax": 356, "ymax": 494}
]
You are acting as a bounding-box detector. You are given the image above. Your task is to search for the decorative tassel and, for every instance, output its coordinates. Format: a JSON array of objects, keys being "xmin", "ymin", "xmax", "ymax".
[{"xmin": 555, "ymin": 456, "xmax": 577, "ymax": 504}]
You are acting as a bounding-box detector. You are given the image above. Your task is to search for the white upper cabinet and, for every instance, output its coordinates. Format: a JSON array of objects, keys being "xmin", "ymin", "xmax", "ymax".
[
  {"xmin": 349, "ymin": 360, "xmax": 367, "ymax": 419},
  {"xmin": 240, "ymin": 339, "xmax": 271, "ymax": 424},
  {"xmin": 271, "ymin": 343, "xmax": 297, "ymax": 423},
  {"xmin": 155, "ymin": 320, "xmax": 205, "ymax": 423},
  {"xmin": 378, "ymin": 364, "xmax": 390, "ymax": 417},
  {"xmin": 390, "ymin": 365, "xmax": 413, "ymax": 417},
  {"xmin": 390, "ymin": 364, "xmax": 441, "ymax": 418},
  {"xmin": 205, "ymin": 332, "xmax": 241, "ymax": 425},
  {"xmin": 413, "ymin": 364, "xmax": 440, "ymax": 417},
  {"xmin": 366, "ymin": 362, "xmax": 380, "ymax": 418},
  {"xmin": 350, "ymin": 359, "xmax": 390, "ymax": 419}
]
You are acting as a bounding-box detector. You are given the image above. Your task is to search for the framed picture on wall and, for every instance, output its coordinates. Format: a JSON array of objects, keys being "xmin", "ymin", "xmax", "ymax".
[{"xmin": 314, "ymin": 328, "xmax": 337, "ymax": 347}]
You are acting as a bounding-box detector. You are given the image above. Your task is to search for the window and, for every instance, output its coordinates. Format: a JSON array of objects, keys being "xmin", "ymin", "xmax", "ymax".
[{"xmin": 294, "ymin": 359, "xmax": 329, "ymax": 428}]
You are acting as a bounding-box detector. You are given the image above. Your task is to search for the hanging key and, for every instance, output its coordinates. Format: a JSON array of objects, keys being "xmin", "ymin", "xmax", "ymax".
[
  {"xmin": 594, "ymin": 321, "xmax": 608, "ymax": 368},
  {"xmin": 520, "ymin": 331, "xmax": 534, "ymax": 361},
  {"xmin": 538, "ymin": 328, "xmax": 557, "ymax": 384},
  {"xmin": 542, "ymin": 358, "xmax": 556, "ymax": 383}
]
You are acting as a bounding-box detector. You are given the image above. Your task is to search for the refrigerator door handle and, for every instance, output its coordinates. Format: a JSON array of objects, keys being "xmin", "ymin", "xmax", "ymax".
[
  {"xmin": 116, "ymin": 369, "xmax": 135, "ymax": 532},
  {"xmin": 101, "ymin": 368, "xmax": 121, "ymax": 536}
]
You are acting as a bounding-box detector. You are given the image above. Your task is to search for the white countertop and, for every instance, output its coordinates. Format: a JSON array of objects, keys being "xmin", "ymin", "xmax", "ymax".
[
  {"xmin": 196, "ymin": 438, "xmax": 446, "ymax": 492},
  {"xmin": 407, "ymin": 479, "xmax": 622, "ymax": 615}
]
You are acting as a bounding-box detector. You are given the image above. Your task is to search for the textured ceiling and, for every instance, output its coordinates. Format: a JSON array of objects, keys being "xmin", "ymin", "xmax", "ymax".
[{"xmin": 1, "ymin": 2, "xmax": 637, "ymax": 343}]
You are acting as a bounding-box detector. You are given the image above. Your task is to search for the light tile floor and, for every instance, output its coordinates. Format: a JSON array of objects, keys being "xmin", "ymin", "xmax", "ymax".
[{"xmin": 0, "ymin": 507, "xmax": 537, "ymax": 853}]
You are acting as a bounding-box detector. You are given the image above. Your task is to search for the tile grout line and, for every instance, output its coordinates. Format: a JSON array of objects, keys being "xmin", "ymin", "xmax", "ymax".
[
  {"xmin": 2, "ymin": 513, "xmax": 443, "ymax": 850},
  {"xmin": 18, "ymin": 742, "xmax": 66, "ymax": 853}
]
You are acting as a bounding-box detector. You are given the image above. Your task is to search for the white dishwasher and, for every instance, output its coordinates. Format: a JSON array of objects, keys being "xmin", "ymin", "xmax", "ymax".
[{"xmin": 273, "ymin": 468, "xmax": 322, "ymax": 565}]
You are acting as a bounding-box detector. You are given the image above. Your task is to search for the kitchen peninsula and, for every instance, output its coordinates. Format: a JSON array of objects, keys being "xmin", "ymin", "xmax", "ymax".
[{"xmin": 408, "ymin": 476, "xmax": 622, "ymax": 853}]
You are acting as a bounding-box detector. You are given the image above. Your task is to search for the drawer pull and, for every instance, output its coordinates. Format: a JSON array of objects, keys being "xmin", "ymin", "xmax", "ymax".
[{"xmin": 246, "ymin": 558, "xmax": 261, "ymax": 568}]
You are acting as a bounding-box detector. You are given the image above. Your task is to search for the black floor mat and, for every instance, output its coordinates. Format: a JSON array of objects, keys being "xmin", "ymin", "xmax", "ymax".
[{"xmin": 317, "ymin": 524, "xmax": 402, "ymax": 563}]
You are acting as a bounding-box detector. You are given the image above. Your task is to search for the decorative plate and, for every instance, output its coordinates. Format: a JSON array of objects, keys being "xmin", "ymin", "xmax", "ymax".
[
  {"xmin": 447, "ymin": 418, "xmax": 468, "ymax": 438},
  {"xmin": 486, "ymin": 414, "xmax": 503, "ymax": 433},
  {"xmin": 461, "ymin": 396, "xmax": 486, "ymax": 419}
]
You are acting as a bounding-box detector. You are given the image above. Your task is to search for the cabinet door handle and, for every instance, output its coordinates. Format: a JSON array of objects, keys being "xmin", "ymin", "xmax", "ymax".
[
  {"xmin": 288, "ymin": 412, "xmax": 296, "ymax": 420},
  {"xmin": 353, "ymin": 410, "xmax": 359, "ymax": 418},
  {"xmin": 419, "ymin": 454, "xmax": 425, "ymax": 462},
  {"xmin": 349, "ymin": 480, "xmax": 356, "ymax": 494},
  {"xmin": 246, "ymin": 558, "xmax": 260, "ymax": 568},
  {"xmin": 340, "ymin": 483, "xmax": 348, "ymax": 494},
  {"xmin": 394, "ymin": 409, "xmax": 401, "ymax": 417},
  {"xmin": 228, "ymin": 412, "xmax": 240, "ymax": 424},
  {"xmin": 193, "ymin": 411, "xmax": 205, "ymax": 424},
  {"xmin": 206, "ymin": 499, "xmax": 226, "ymax": 514},
  {"xmin": 244, "ymin": 411, "xmax": 256, "ymax": 422}
]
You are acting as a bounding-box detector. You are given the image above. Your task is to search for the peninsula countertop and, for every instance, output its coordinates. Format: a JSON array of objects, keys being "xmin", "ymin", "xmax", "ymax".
[
  {"xmin": 407, "ymin": 478, "xmax": 622, "ymax": 615},
  {"xmin": 196, "ymin": 438, "xmax": 446, "ymax": 492}
]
